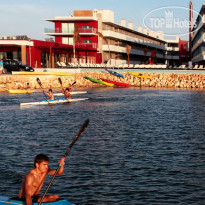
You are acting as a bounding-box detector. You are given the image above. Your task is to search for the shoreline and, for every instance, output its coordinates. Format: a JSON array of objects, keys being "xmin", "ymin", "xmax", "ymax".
[{"xmin": 0, "ymin": 72, "xmax": 204, "ymax": 93}]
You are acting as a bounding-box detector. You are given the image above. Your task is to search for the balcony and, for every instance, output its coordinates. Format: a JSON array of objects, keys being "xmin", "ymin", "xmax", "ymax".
[
  {"xmin": 166, "ymin": 47, "xmax": 179, "ymax": 51},
  {"xmin": 102, "ymin": 45, "xmax": 164, "ymax": 59},
  {"xmin": 68, "ymin": 42, "xmax": 98, "ymax": 50},
  {"xmin": 44, "ymin": 28, "xmax": 97, "ymax": 36},
  {"xmin": 102, "ymin": 30, "xmax": 166, "ymax": 50}
]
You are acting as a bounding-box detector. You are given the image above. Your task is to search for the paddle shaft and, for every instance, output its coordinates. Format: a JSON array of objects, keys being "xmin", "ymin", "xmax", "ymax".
[
  {"xmin": 58, "ymin": 78, "xmax": 76, "ymax": 93},
  {"xmin": 36, "ymin": 78, "xmax": 48, "ymax": 100},
  {"xmin": 38, "ymin": 119, "xmax": 89, "ymax": 205}
]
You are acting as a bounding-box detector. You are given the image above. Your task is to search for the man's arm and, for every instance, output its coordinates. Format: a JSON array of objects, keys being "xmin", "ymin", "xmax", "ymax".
[
  {"xmin": 19, "ymin": 177, "xmax": 25, "ymax": 199},
  {"xmin": 43, "ymin": 91, "xmax": 48, "ymax": 96},
  {"xmin": 24, "ymin": 174, "xmax": 35, "ymax": 205},
  {"xmin": 48, "ymin": 157, "xmax": 65, "ymax": 176},
  {"xmin": 61, "ymin": 88, "xmax": 65, "ymax": 94}
]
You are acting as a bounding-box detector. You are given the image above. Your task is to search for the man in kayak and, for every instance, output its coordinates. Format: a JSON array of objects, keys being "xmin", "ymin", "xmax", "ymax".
[
  {"xmin": 61, "ymin": 88, "xmax": 71, "ymax": 100},
  {"xmin": 44, "ymin": 89, "xmax": 54, "ymax": 100},
  {"xmin": 19, "ymin": 154, "xmax": 65, "ymax": 205}
]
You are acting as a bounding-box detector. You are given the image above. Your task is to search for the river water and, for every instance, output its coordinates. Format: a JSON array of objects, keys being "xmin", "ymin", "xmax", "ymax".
[{"xmin": 0, "ymin": 88, "xmax": 205, "ymax": 205}]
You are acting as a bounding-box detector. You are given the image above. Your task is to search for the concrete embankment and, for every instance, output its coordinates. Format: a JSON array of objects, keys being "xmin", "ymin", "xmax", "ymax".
[{"xmin": 0, "ymin": 72, "xmax": 205, "ymax": 92}]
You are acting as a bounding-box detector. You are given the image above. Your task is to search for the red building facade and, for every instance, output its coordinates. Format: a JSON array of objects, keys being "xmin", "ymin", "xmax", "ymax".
[{"xmin": 179, "ymin": 40, "xmax": 189, "ymax": 65}]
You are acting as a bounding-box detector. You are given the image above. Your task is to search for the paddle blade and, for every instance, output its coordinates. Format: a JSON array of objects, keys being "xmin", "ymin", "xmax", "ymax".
[
  {"xmin": 64, "ymin": 119, "xmax": 89, "ymax": 158},
  {"xmin": 36, "ymin": 78, "xmax": 42, "ymax": 86},
  {"xmin": 58, "ymin": 77, "xmax": 62, "ymax": 86},
  {"xmin": 71, "ymin": 81, "xmax": 76, "ymax": 86}
]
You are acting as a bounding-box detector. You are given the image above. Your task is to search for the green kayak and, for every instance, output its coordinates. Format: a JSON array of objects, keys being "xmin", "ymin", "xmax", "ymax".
[{"xmin": 84, "ymin": 76, "xmax": 114, "ymax": 86}]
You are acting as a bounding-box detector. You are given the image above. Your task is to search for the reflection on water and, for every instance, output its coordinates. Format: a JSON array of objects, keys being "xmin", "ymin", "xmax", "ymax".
[{"xmin": 0, "ymin": 88, "xmax": 205, "ymax": 205}]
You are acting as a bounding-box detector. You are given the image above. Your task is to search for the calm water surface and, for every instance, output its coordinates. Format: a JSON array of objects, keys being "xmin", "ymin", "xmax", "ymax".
[{"xmin": 0, "ymin": 88, "xmax": 205, "ymax": 205}]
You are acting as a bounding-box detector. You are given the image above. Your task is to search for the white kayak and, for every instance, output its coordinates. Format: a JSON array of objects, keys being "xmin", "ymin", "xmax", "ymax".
[
  {"xmin": 20, "ymin": 98, "xmax": 89, "ymax": 106},
  {"xmin": 54, "ymin": 91, "xmax": 87, "ymax": 96}
]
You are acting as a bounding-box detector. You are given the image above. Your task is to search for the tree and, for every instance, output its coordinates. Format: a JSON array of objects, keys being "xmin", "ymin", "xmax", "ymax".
[
  {"xmin": 73, "ymin": 26, "xmax": 80, "ymax": 65},
  {"xmin": 97, "ymin": 31, "xmax": 111, "ymax": 65},
  {"xmin": 126, "ymin": 45, "xmax": 131, "ymax": 66}
]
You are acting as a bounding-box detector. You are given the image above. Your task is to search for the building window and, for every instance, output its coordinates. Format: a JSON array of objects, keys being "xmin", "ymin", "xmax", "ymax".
[
  {"xmin": 83, "ymin": 40, "xmax": 92, "ymax": 44},
  {"xmin": 62, "ymin": 37, "xmax": 73, "ymax": 45},
  {"xmin": 83, "ymin": 25, "xmax": 92, "ymax": 29},
  {"xmin": 62, "ymin": 23, "xmax": 74, "ymax": 33}
]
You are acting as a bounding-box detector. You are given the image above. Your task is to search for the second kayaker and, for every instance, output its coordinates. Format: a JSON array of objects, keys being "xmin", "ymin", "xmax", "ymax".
[{"xmin": 61, "ymin": 88, "xmax": 71, "ymax": 100}]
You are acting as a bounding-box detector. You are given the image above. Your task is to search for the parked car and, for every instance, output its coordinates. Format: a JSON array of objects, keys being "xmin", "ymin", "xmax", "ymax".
[{"xmin": 2, "ymin": 59, "xmax": 34, "ymax": 74}]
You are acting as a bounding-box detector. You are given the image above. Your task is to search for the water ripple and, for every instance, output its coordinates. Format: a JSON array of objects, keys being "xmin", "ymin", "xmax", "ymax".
[{"xmin": 0, "ymin": 88, "xmax": 205, "ymax": 204}]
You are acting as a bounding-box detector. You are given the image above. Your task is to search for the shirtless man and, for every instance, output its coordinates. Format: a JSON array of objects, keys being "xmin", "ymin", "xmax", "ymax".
[
  {"xmin": 19, "ymin": 154, "xmax": 65, "ymax": 205},
  {"xmin": 43, "ymin": 89, "xmax": 54, "ymax": 100},
  {"xmin": 61, "ymin": 88, "xmax": 71, "ymax": 100}
]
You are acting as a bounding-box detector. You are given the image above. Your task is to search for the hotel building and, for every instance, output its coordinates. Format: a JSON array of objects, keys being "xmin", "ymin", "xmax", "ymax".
[
  {"xmin": 191, "ymin": 4, "xmax": 205, "ymax": 65},
  {"xmin": 44, "ymin": 9, "xmax": 168, "ymax": 66},
  {"xmin": 0, "ymin": 9, "xmax": 189, "ymax": 68}
]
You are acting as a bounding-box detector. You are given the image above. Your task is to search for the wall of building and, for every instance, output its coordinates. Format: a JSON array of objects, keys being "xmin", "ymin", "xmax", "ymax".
[{"xmin": 179, "ymin": 40, "xmax": 189, "ymax": 65}]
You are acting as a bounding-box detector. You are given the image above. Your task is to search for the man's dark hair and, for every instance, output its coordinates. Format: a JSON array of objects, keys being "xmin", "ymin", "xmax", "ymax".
[
  {"xmin": 49, "ymin": 89, "xmax": 52, "ymax": 92},
  {"xmin": 34, "ymin": 154, "xmax": 49, "ymax": 167},
  {"xmin": 65, "ymin": 88, "xmax": 69, "ymax": 91}
]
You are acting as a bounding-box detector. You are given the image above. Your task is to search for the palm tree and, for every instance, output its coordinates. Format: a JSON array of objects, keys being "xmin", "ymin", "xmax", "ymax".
[
  {"xmin": 73, "ymin": 25, "xmax": 80, "ymax": 65},
  {"xmin": 144, "ymin": 48, "xmax": 148, "ymax": 64},
  {"xmin": 126, "ymin": 45, "xmax": 131, "ymax": 66},
  {"xmin": 97, "ymin": 31, "xmax": 111, "ymax": 65}
]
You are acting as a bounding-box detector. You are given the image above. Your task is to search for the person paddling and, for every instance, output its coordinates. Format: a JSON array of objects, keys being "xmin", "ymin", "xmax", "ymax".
[
  {"xmin": 61, "ymin": 88, "xmax": 71, "ymax": 100},
  {"xmin": 19, "ymin": 154, "xmax": 65, "ymax": 205},
  {"xmin": 43, "ymin": 89, "xmax": 54, "ymax": 100}
]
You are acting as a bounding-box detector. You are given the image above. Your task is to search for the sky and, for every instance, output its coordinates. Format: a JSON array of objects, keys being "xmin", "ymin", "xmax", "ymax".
[{"xmin": 0, "ymin": 0, "xmax": 204, "ymax": 41}]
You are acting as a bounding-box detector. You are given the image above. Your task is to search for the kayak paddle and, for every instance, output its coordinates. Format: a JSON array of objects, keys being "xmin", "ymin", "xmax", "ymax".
[
  {"xmin": 36, "ymin": 78, "xmax": 48, "ymax": 100},
  {"xmin": 38, "ymin": 119, "xmax": 89, "ymax": 205}
]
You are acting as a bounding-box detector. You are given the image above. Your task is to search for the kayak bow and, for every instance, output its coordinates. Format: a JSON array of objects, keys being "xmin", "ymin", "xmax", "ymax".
[
  {"xmin": 128, "ymin": 72, "xmax": 152, "ymax": 79},
  {"xmin": 100, "ymin": 78, "xmax": 130, "ymax": 87},
  {"xmin": 9, "ymin": 89, "xmax": 37, "ymax": 94},
  {"xmin": 106, "ymin": 69, "xmax": 124, "ymax": 78}
]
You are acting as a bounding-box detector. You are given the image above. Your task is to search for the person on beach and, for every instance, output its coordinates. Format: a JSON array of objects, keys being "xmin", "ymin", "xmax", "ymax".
[
  {"xmin": 61, "ymin": 88, "xmax": 71, "ymax": 100},
  {"xmin": 0, "ymin": 59, "xmax": 3, "ymax": 73},
  {"xmin": 17, "ymin": 83, "xmax": 31, "ymax": 90},
  {"xmin": 25, "ymin": 83, "xmax": 31, "ymax": 89},
  {"xmin": 19, "ymin": 154, "xmax": 65, "ymax": 205},
  {"xmin": 43, "ymin": 89, "xmax": 54, "ymax": 100}
]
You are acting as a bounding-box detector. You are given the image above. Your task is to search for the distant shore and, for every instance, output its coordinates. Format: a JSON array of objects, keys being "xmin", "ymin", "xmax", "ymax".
[{"xmin": 0, "ymin": 72, "xmax": 204, "ymax": 92}]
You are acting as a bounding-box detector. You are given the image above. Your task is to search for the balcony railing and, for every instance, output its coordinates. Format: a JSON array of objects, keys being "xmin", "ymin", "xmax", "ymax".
[
  {"xmin": 67, "ymin": 42, "xmax": 97, "ymax": 49},
  {"xmin": 44, "ymin": 28, "xmax": 97, "ymax": 34},
  {"xmin": 78, "ymin": 28, "xmax": 97, "ymax": 33}
]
